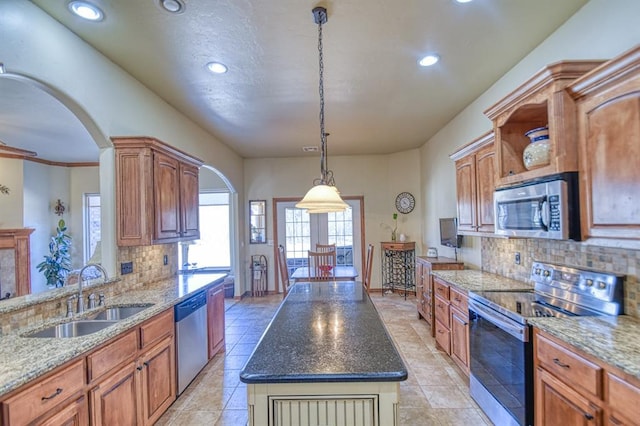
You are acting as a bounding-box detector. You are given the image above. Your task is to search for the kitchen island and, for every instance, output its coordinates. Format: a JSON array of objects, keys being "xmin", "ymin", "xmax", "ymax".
[{"xmin": 240, "ymin": 281, "xmax": 407, "ymax": 426}]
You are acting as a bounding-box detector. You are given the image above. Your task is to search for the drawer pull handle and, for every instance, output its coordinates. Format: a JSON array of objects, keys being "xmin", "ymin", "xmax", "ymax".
[
  {"xmin": 42, "ymin": 388, "xmax": 62, "ymax": 401},
  {"xmin": 143, "ymin": 361, "xmax": 150, "ymax": 367},
  {"xmin": 137, "ymin": 366, "xmax": 144, "ymax": 371},
  {"xmin": 454, "ymin": 297, "xmax": 461, "ymax": 302},
  {"xmin": 553, "ymin": 358, "xmax": 570, "ymax": 369},
  {"xmin": 584, "ymin": 414, "xmax": 594, "ymax": 421}
]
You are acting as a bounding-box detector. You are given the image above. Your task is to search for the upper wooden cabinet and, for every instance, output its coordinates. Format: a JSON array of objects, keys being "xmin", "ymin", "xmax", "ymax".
[
  {"xmin": 113, "ymin": 137, "xmax": 203, "ymax": 246},
  {"xmin": 450, "ymin": 131, "xmax": 495, "ymax": 235},
  {"xmin": 567, "ymin": 46, "xmax": 640, "ymax": 243},
  {"xmin": 484, "ymin": 61, "xmax": 604, "ymax": 188}
]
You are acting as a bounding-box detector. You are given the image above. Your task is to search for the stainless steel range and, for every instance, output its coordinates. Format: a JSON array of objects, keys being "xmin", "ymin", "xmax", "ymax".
[{"xmin": 468, "ymin": 261, "xmax": 624, "ymax": 426}]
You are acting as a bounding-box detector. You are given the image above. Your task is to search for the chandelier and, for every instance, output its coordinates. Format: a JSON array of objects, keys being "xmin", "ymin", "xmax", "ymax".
[{"xmin": 295, "ymin": 7, "xmax": 348, "ymax": 214}]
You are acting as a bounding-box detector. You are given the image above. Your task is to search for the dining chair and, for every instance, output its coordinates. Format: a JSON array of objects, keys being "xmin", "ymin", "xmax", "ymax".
[
  {"xmin": 363, "ymin": 244, "xmax": 374, "ymax": 293},
  {"xmin": 277, "ymin": 245, "xmax": 292, "ymax": 297},
  {"xmin": 315, "ymin": 243, "xmax": 336, "ymax": 253},
  {"xmin": 307, "ymin": 250, "xmax": 337, "ymax": 280}
]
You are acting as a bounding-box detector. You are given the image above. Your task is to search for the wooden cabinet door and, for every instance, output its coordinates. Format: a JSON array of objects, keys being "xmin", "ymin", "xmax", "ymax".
[
  {"xmin": 115, "ymin": 146, "xmax": 153, "ymax": 246},
  {"xmin": 180, "ymin": 162, "xmax": 200, "ymax": 240},
  {"xmin": 415, "ymin": 261, "xmax": 425, "ymax": 318},
  {"xmin": 577, "ymin": 81, "xmax": 640, "ymax": 241},
  {"xmin": 153, "ymin": 151, "xmax": 181, "ymax": 241},
  {"xmin": 475, "ymin": 144, "xmax": 495, "ymax": 233},
  {"xmin": 39, "ymin": 393, "xmax": 89, "ymax": 426},
  {"xmin": 90, "ymin": 362, "xmax": 141, "ymax": 426},
  {"xmin": 535, "ymin": 367, "xmax": 601, "ymax": 426},
  {"xmin": 455, "ymin": 155, "xmax": 477, "ymax": 233},
  {"xmin": 139, "ymin": 336, "xmax": 176, "ymax": 426},
  {"xmin": 450, "ymin": 306, "xmax": 469, "ymax": 374},
  {"xmin": 208, "ymin": 284, "xmax": 226, "ymax": 358}
]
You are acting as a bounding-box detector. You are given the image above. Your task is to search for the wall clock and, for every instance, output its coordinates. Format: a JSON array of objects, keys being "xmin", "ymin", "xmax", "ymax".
[{"xmin": 395, "ymin": 192, "xmax": 415, "ymax": 214}]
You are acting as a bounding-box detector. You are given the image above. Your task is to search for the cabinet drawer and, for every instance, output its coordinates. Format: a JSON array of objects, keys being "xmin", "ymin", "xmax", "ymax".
[
  {"xmin": 140, "ymin": 309, "xmax": 174, "ymax": 349},
  {"xmin": 435, "ymin": 320, "xmax": 451, "ymax": 355},
  {"xmin": 536, "ymin": 333, "xmax": 602, "ymax": 397},
  {"xmin": 607, "ymin": 372, "xmax": 640, "ymax": 422},
  {"xmin": 434, "ymin": 295, "xmax": 450, "ymax": 327},
  {"xmin": 2, "ymin": 359, "xmax": 85, "ymax": 425},
  {"xmin": 450, "ymin": 287, "xmax": 467, "ymax": 312},
  {"xmin": 87, "ymin": 329, "xmax": 138, "ymax": 383},
  {"xmin": 434, "ymin": 279, "xmax": 450, "ymax": 300}
]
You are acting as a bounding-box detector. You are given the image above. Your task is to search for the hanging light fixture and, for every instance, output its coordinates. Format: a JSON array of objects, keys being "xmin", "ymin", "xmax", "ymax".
[{"xmin": 296, "ymin": 7, "xmax": 348, "ymax": 214}]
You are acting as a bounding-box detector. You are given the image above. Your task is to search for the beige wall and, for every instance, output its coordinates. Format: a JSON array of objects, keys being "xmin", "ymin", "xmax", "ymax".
[
  {"xmin": 420, "ymin": 0, "xmax": 640, "ymax": 269},
  {"xmin": 0, "ymin": 0, "xmax": 245, "ymax": 285},
  {"xmin": 244, "ymin": 149, "xmax": 421, "ymax": 291}
]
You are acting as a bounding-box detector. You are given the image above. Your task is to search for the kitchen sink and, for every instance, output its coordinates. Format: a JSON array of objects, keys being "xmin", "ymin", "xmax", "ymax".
[
  {"xmin": 25, "ymin": 320, "xmax": 120, "ymax": 338},
  {"xmin": 88, "ymin": 304, "xmax": 155, "ymax": 321}
]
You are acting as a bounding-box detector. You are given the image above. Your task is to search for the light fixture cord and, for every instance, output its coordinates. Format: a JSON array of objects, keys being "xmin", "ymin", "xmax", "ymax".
[{"xmin": 313, "ymin": 7, "xmax": 336, "ymax": 187}]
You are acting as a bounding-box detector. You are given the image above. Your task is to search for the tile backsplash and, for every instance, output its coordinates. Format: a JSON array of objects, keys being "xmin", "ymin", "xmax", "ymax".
[{"xmin": 482, "ymin": 238, "xmax": 640, "ymax": 318}]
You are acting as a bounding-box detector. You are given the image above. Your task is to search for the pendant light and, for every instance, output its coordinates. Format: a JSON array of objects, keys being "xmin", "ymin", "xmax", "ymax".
[{"xmin": 296, "ymin": 7, "xmax": 348, "ymax": 214}]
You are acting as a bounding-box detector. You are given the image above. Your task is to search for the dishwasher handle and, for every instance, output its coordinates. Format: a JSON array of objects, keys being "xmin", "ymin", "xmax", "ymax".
[{"xmin": 174, "ymin": 291, "xmax": 207, "ymax": 322}]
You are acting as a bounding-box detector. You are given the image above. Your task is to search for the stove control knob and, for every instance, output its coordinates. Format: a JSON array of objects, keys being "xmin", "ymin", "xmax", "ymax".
[
  {"xmin": 597, "ymin": 281, "xmax": 606, "ymax": 290},
  {"xmin": 586, "ymin": 279, "xmax": 593, "ymax": 287},
  {"xmin": 543, "ymin": 270, "xmax": 551, "ymax": 277}
]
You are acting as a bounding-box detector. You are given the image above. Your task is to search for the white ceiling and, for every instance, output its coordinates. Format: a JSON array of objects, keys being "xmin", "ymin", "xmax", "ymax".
[{"xmin": 8, "ymin": 0, "xmax": 589, "ymax": 161}]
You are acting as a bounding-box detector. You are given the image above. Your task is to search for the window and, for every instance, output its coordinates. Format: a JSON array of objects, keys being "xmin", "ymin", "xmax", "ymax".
[
  {"xmin": 179, "ymin": 192, "xmax": 230, "ymax": 269},
  {"xmin": 84, "ymin": 193, "xmax": 101, "ymax": 263}
]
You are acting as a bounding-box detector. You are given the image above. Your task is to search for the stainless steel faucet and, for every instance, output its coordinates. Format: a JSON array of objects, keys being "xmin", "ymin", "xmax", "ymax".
[{"xmin": 77, "ymin": 264, "xmax": 109, "ymax": 313}]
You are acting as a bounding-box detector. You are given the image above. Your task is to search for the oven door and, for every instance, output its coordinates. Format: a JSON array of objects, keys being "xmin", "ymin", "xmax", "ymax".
[{"xmin": 468, "ymin": 299, "xmax": 533, "ymax": 426}]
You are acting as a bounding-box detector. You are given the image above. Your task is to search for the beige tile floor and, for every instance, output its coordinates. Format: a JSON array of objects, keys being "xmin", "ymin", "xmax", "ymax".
[{"xmin": 156, "ymin": 292, "xmax": 492, "ymax": 426}]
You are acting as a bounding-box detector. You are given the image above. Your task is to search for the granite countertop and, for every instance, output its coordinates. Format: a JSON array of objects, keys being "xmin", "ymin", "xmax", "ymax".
[
  {"xmin": 0, "ymin": 273, "xmax": 226, "ymax": 398},
  {"xmin": 432, "ymin": 269, "xmax": 534, "ymax": 293},
  {"xmin": 434, "ymin": 269, "xmax": 640, "ymax": 381},
  {"xmin": 530, "ymin": 315, "xmax": 640, "ymax": 380},
  {"xmin": 240, "ymin": 281, "xmax": 408, "ymax": 384}
]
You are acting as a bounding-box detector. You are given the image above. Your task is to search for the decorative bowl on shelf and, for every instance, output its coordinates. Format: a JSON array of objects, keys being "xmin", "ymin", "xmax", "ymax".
[{"xmin": 523, "ymin": 126, "xmax": 551, "ymax": 170}]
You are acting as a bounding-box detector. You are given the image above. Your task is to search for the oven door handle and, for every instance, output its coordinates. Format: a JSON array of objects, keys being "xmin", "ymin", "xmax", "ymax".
[{"xmin": 469, "ymin": 299, "xmax": 529, "ymax": 342}]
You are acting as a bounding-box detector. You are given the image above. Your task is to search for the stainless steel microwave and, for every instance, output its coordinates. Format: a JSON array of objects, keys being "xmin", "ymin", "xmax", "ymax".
[{"xmin": 494, "ymin": 173, "xmax": 580, "ymax": 240}]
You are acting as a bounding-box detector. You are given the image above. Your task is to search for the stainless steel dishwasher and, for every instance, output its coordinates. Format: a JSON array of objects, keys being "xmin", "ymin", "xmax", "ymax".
[{"xmin": 174, "ymin": 290, "xmax": 208, "ymax": 395}]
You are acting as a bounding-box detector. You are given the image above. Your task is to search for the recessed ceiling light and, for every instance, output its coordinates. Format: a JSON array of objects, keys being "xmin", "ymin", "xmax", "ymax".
[
  {"xmin": 157, "ymin": 0, "xmax": 185, "ymax": 14},
  {"xmin": 68, "ymin": 1, "xmax": 104, "ymax": 21},
  {"xmin": 207, "ymin": 62, "xmax": 228, "ymax": 74},
  {"xmin": 455, "ymin": 0, "xmax": 474, "ymax": 3},
  {"xmin": 418, "ymin": 54, "xmax": 440, "ymax": 67}
]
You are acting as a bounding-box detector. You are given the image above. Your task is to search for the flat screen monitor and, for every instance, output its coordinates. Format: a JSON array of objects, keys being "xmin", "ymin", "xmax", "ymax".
[{"xmin": 439, "ymin": 217, "xmax": 463, "ymax": 248}]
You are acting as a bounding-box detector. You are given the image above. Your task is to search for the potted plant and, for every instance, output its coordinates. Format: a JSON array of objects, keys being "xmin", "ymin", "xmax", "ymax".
[{"xmin": 37, "ymin": 219, "xmax": 72, "ymax": 288}]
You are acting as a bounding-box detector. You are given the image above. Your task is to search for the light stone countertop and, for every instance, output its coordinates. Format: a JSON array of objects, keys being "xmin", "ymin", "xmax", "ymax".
[
  {"xmin": 529, "ymin": 316, "xmax": 640, "ymax": 380},
  {"xmin": 431, "ymin": 269, "xmax": 535, "ymax": 293},
  {"xmin": 434, "ymin": 268, "xmax": 640, "ymax": 381},
  {"xmin": 0, "ymin": 273, "xmax": 226, "ymax": 398}
]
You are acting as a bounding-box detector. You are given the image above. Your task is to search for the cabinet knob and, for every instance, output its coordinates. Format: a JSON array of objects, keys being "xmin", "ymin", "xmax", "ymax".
[
  {"xmin": 584, "ymin": 414, "xmax": 594, "ymax": 421},
  {"xmin": 137, "ymin": 366, "xmax": 144, "ymax": 371}
]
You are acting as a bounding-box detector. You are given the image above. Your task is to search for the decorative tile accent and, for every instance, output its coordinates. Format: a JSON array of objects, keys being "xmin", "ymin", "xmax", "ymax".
[{"xmin": 482, "ymin": 238, "xmax": 640, "ymax": 318}]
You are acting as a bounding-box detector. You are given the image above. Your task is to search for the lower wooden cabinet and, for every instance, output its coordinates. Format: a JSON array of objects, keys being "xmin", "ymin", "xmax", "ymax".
[
  {"xmin": 535, "ymin": 367, "xmax": 601, "ymax": 426},
  {"xmin": 450, "ymin": 306, "xmax": 469, "ymax": 373},
  {"xmin": 415, "ymin": 256, "xmax": 463, "ymax": 337},
  {"xmin": 432, "ymin": 276, "xmax": 470, "ymax": 374},
  {"xmin": 90, "ymin": 362, "xmax": 140, "ymax": 425},
  {"xmin": 207, "ymin": 282, "xmax": 226, "ymax": 358},
  {"xmin": 534, "ymin": 328, "xmax": 640, "ymax": 426},
  {"xmin": 39, "ymin": 393, "xmax": 89, "ymax": 426},
  {"xmin": 1, "ymin": 309, "xmax": 177, "ymax": 426}
]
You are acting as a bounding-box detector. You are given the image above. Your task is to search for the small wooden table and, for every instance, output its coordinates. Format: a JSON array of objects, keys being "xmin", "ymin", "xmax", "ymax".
[{"xmin": 290, "ymin": 266, "xmax": 358, "ymax": 282}]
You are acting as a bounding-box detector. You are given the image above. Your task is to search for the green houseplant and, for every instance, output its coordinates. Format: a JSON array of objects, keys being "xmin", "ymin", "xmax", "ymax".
[{"xmin": 37, "ymin": 219, "xmax": 72, "ymax": 288}]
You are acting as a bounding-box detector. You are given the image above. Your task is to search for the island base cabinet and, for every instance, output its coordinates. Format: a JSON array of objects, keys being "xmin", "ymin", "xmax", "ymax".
[{"xmin": 246, "ymin": 382, "xmax": 400, "ymax": 426}]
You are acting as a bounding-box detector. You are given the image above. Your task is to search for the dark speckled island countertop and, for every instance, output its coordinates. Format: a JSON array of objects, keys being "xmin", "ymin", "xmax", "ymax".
[
  {"xmin": 240, "ymin": 281, "xmax": 408, "ymax": 384},
  {"xmin": 0, "ymin": 272, "xmax": 226, "ymax": 398}
]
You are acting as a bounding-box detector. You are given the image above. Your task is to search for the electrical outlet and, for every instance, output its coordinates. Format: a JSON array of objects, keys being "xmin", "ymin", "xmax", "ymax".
[
  {"xmin": 163, "ymin": 255, "xmax": 168, "ymax": 266},
  {"xmin": 120, "ymin": 261, "xmax": 133, "ymax": 275},
  {"xmin": 514, "ymin": 252, "xmax": 521, "ymax": 265}
]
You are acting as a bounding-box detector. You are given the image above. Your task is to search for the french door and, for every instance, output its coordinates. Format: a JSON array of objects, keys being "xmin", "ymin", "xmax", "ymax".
[{"xmin": 275, "ymin": 198, "xmax": 363, "ymax": 281}]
